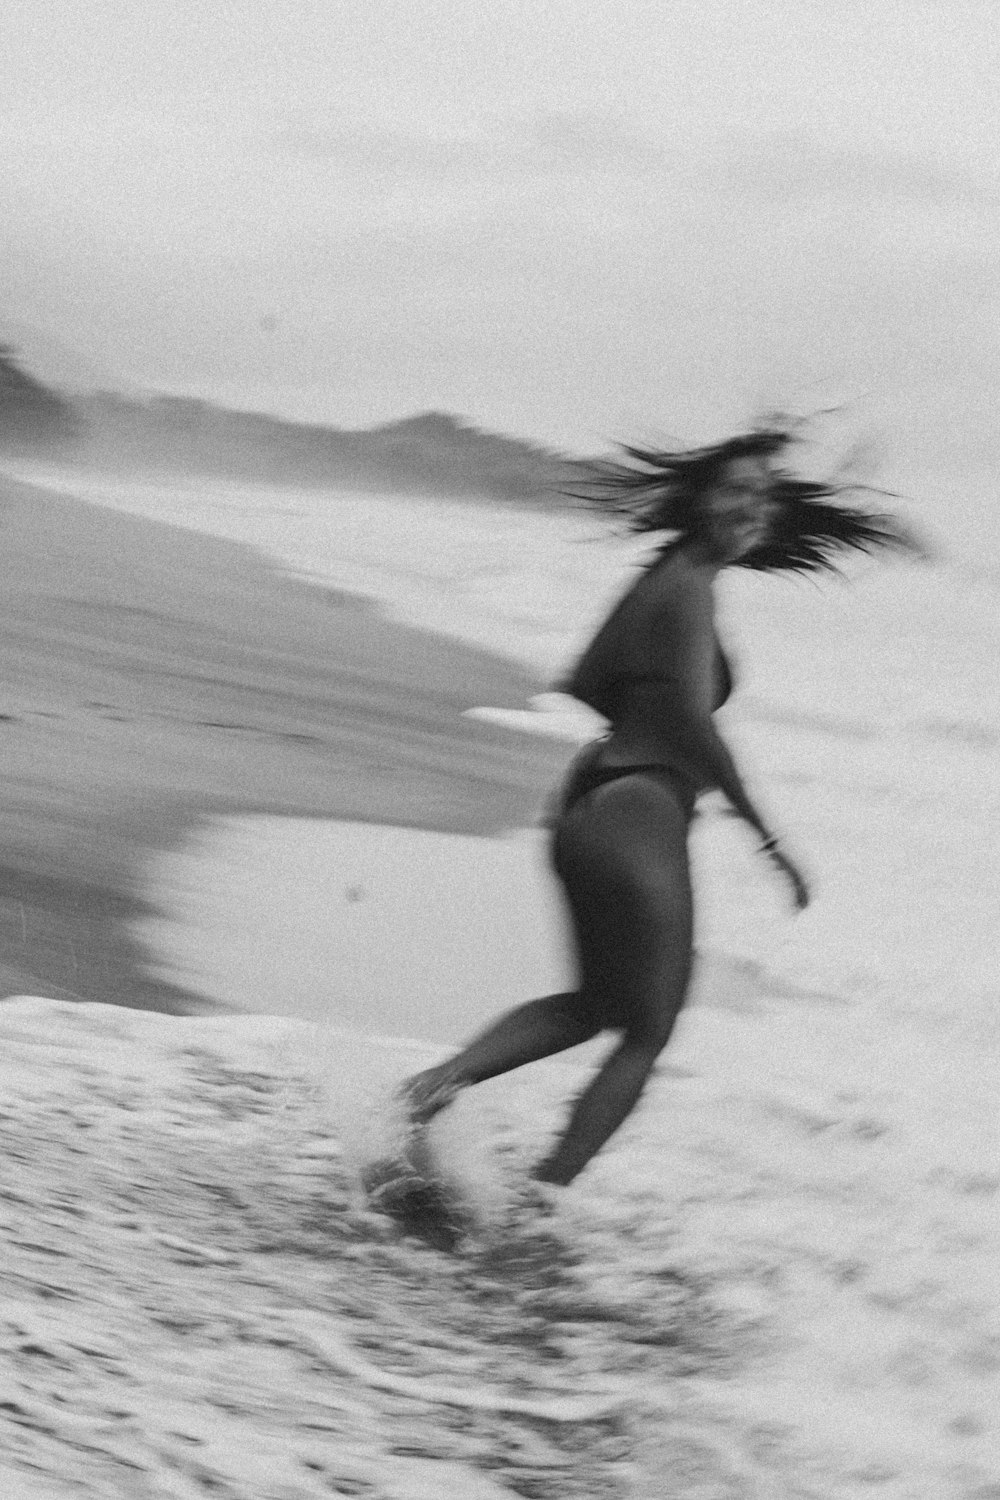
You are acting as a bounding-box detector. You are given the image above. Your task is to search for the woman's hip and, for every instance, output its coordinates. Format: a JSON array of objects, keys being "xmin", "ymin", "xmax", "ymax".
[
  {"xmin": 549, "ymin": 758, "xmax": 694, "ymax": 894},
  {"xmin": 549, "ymin": 739, "xmax": 697, "ymax": 833}
]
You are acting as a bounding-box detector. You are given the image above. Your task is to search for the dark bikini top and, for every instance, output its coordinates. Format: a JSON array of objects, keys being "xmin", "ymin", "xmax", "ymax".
[{"xmin": 603, "ymin": 643, "xmax": 734, "ymax": 718}]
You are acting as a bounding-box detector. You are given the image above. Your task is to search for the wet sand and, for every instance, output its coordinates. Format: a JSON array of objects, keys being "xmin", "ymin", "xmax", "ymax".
[{"xmin": 0, "ymin": 473, "xmax": 572, "ymax": 1014}]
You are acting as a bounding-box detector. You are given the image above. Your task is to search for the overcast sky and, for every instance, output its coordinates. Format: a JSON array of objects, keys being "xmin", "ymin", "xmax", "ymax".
[{"xmin": 3, "ymin": 0, "xmax": 998, "ymax": 457}]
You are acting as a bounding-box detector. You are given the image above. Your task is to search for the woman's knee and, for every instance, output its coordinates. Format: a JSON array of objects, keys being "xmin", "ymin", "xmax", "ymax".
[
  {"xmin": 620, "ymin": 964, "xmax": 692, "ymax": 1051},
  {"xmin": 623, "ymin": 1010, "xmax": 680, "ymax": 1055},
  {"xmin": 567, "ymin": 988, "xmax": 607, "ymax": 1040}
]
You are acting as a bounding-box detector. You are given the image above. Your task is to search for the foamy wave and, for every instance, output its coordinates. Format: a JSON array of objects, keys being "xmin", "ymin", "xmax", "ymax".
[{"xmin": 4, "ymin": 993, "xmax": 999, "ymax": 1499}]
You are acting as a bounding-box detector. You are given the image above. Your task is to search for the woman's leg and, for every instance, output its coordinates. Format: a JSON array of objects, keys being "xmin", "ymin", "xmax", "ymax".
[
  {"xmin": 401, "ymin": 773, "xmax": 693, "ymax": 1181},
  {"xmin": 402, "ymin": 992, "xmax": 602, "ymax": 1124},
  {"xmin": 532, "ymin": 1011, "xmax": 688, "ymax": 1186},
  {"xmin": 400, "ymin": 749, "xmax": 608, "ymax": 1124},
  {"xmin": 533, "ymin": 776, "xmax": 694, "ymax": 1185}
]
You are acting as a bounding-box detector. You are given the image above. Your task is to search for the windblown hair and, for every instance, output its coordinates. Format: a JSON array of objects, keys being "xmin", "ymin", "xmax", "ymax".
[{"xmin": 567, "ymin": 422, "xmax": 925, "ymax": 574}]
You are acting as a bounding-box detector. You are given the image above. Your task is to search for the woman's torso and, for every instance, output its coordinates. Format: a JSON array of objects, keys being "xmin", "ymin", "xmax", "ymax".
[{"xmin": 560, "ymin": 546, "xmax": 732, "ymax": 792}]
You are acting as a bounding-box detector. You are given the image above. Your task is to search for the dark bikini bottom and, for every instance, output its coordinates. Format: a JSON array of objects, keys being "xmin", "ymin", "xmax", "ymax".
[{"xmin": 558, "ymin": 751, "xmax": 697, "ymax": 821}]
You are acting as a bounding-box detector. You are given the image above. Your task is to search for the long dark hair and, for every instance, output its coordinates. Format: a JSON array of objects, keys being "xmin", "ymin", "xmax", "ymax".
[{"xmin": 567, "ymin": 421, "xmax": 926, "ymax": 574}]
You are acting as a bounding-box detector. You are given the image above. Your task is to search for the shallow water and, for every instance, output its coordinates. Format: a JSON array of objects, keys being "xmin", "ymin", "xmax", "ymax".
[
  {"xmin": 137, "ymin": 819, "xmax": 569, "ymax": 1042},
  {"xmin": 19, "ymin": 462, "xmax": 997, "ymax": 1057},
  {"xmin": 7, "ymin": 993, "xmax": 1000, "ymax": 1498},
  {"xmin": 136, "ymin": 815, "xmax": 822, "ymax": 1044},
  {"xmin": 5, "ymin": 463, "xmax": 1000, "ymax": 1496}
]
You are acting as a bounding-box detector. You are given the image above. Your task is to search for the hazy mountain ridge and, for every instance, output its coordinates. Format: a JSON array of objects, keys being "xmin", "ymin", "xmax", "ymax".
[
  {"xmin": 0, "ymin": 341, "xmax": 579, "ymax": 508},
  {"xmin": 0, "ymin": 344, "xmax": 81, "ymax": 452},
  {"xmin": 75, "ymin": 392, "xmax": 577, "ymax": 506}
]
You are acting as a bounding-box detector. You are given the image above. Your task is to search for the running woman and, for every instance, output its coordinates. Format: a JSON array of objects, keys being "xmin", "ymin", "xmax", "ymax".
[{"xmin": 399, "ymin": 422, "xmax": 921, "ymax": 1191}]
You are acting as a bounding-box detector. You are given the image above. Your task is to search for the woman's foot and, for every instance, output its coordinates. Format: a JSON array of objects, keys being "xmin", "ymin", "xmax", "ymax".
[
  {"xmin": 362, "ymin": 1155, "xmax": 468, "ymax": 1253},
  {"xmin": 397, "ymin": 1068, "xmax": 462, "ymax": 1128},
  {"xmin": 505, "ymin": 1175, "xmax": 564, "ymax": 1229}
]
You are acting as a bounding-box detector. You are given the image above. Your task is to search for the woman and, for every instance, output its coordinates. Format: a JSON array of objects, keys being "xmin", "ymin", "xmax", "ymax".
[{"xmin": 396, "ymin": 423, "xmax": 919, "ymax": 1196}]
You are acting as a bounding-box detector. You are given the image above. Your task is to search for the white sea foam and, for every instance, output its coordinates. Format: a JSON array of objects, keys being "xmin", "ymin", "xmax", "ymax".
[{"xmin": 3, "ymin": 993, "xmax": 999, "ymax": 1497}]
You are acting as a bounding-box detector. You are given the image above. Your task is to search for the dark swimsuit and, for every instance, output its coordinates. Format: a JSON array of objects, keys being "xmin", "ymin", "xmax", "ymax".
[
  {"xmin": 556, "ymin": 674, "xmax": 700, "ymax": 822},
  {"xmin": 554, "ymin": 634, "xmax": 733, "ymax": 826},
  {"xmin": 560, "ymin": 755, "xmax": 697, "ymax": 819}
]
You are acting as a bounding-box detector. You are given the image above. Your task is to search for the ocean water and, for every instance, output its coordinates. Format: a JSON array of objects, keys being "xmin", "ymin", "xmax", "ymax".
[
  {"xmin": 18, "ymin": 463, "xmax": 1000, "ymax": 1049},
  {"xmin": 7, "ymin": 991, "xmax": 998, "ymax": 1498},
  {"xmin": 9, "ymin": 464, "xmax": 1000, "ymax": 1495}
]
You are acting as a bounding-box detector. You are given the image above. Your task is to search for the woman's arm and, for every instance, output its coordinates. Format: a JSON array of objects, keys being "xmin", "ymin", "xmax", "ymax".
[
  {"xmin": 658, "ymin": 708, "xmax": 773, "ymax": 841},
  {"xmin": 645, "ymin": 564, "xmax": 810, "ymax": 907}
]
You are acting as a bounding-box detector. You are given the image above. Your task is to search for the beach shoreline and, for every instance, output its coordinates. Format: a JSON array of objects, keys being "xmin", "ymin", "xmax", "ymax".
[
  {"xmin": 0, "ymin": 470, "xmax": 573, "ymax": 1017},
  {"xmin": 3, "ymin": 467, "xmax": 1000, "ymax": 1498}
]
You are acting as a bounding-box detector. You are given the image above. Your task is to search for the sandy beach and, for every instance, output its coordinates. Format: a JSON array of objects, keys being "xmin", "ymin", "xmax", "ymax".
[{"xmin": 0, "ymin": 470, "xmax": 571, "ymax": 1016}]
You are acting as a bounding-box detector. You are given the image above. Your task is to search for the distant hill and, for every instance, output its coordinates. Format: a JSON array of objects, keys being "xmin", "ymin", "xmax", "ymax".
[
  {"xmin": 69, "ymin": 392, "xmax": 577, "ymax": 507},
  {"xmin": 0, "ymin": 345, "xmax": 81, "ymax": 452},
  {"xmin": 0, "ymin": 336, "xmax": 581, "ymax": 508}
]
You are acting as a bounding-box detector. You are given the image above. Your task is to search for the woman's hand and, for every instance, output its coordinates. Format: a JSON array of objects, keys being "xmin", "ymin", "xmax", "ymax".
[{"xmin": 760, "ymin": 838, "xmax": 811, "ymax": 911}]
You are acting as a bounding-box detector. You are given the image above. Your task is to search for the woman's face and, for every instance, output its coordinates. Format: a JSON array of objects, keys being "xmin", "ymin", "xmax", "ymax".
[{"xmin": 700, "ymin": 455, "xmax": 779, "ymax": 563}]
